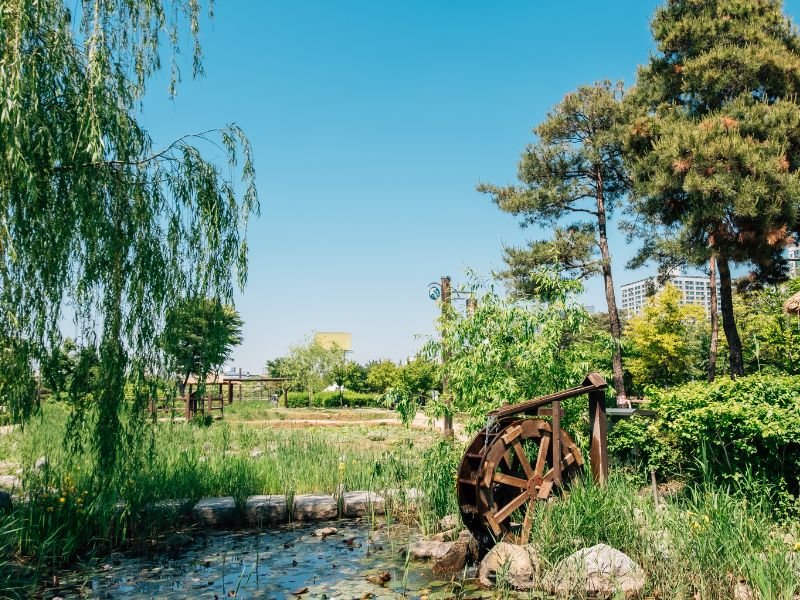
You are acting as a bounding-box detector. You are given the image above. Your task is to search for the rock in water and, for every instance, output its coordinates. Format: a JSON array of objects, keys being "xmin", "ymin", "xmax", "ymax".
[
  {"xmin": 543, "ymin": 543, "xmax": 645, "ymax": 598},
  {"xmin": 313, "ymin": 526, "xmax": 338, "ymax": 538},
  {"xmin": 432, "ymin": 541, "xmax": 468, "ymax": 575},
  {"xmin": 408, "ymin": 540, "xmax": 453, "ymax": 560},
  {"xmin": 478, "ymin": 542, "xmax": 540, "ymax": 590},
  {"xmin": 292, "ymin": 494, "xmax": 338, "ymax": 521},
  {"xmin": 192, "ymin": 497, "xmax": 237, "ymax": 527},
  {"xmin": 365, "ymin": 571, "xmax": 391, "ymax": 586},
  {"xmin": 342, "ymin": 491, "xmax": 386, "ymax": 517}
]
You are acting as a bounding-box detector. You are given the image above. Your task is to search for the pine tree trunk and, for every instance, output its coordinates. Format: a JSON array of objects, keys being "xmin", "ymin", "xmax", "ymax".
[
  {"xmin": 716, "ymin": 256, "xmax": 744, "ymax": 377},
  {"xmin": 595, "ymin": 171, "xmax": 627, "ymax": 405},
  {"xmin": 707, "ymin": 256, "xmax": 718, "ymax": 382}
]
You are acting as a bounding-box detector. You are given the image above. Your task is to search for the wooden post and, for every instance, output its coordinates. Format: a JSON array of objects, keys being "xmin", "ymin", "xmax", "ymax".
[
  {"xmin": 586, "ymin": 373, "xmax": 609, "ymax": 486},
  {"xmin": 228, "ymin": 381, "xmax": 233, "ymax": 404},
  {"xmin": 238, "ymin": 368, "xmax": 243, "ymax": 402},
  {"xmin": 552, "ymin": 399, "xmax": 562, "ymax": 485},
  {"xmin": 185, "ymin": 384, "xmax": 192, "ymax": 420},
  {"xmin": 441, "ymin": 276, "xmax": 453, "ymax": 438}
]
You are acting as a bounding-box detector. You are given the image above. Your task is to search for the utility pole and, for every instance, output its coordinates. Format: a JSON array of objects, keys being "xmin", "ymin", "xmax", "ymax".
[{"xmin": 441, "ymin": 276, "xmax": 454, "ymax": 437}]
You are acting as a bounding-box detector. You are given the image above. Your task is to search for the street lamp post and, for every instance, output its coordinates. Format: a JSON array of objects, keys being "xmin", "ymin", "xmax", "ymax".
[{"xmin": 428, "ymin": 276, "xmax": 477, "ymax": 438}]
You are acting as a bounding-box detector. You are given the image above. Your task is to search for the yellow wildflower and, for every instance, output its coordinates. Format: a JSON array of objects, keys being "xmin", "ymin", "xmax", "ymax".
[{"xmin": 58, "ymin": 497, "xmax": 65, "ymax": 503}]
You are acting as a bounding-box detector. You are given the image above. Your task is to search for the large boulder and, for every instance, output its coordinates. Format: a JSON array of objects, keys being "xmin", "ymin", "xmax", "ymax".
[
  {"xmin": 341, "ymin": 491, "xmax": 385, "ymax": 517},
  {"xmin": 408, "ymin": 539, "xmax": 453, "ymax": 560},
  {"xmin": 478, "ymin": 542, "xmax": 540, "ymax": 590},
  {"xmin": 192, "ymin": 497, "xmax": 237, "ymax": 527},
  {"xmin": 245, "ymin": 495, "xmax": 288, "ymax": 526},
  {"xmin": 292, "ymin": 494, "xmax": 338, "ymax": 521},
  {"xmin": 543, "ymin": 543, "xmax": 645, "ymax": 598},
  {"xmin": 432, "ymin": 540, "xmax": 469, "ymax": 576}
]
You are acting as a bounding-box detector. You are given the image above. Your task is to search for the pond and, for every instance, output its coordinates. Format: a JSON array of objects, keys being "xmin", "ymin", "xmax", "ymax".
[{"xmin": 49, "ymin": 519, "xmax": 491, "ymax": 599}]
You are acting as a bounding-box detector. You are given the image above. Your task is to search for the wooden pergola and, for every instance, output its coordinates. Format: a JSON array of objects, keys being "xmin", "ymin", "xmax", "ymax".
[
  {"xmin": 149, "ymin": 373, "xmax": 293, "ymax": 420},
  {"xmin": 221, "ymin": 373, "xmax": 292, "ymax": 407}
]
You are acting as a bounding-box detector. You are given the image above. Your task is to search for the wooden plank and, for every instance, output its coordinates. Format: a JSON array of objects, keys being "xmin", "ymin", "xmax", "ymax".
[
  {"xmin": 511, "ymin": 438, "xmax": 534, "ymax": 479},
  {"xmin": 536, "ymin": 480, "xmax": 554, "ymax": 499},
  {"xmin": 493, "ymin": 472, "xmax": 529, "ymax": 489},
  {"xmin": 588, "ymin": 388, "xmax": 608, "ymax": 486},
  {"xmin": 494, "ymin": 490, "xmax": 530, "ymax": 523}
]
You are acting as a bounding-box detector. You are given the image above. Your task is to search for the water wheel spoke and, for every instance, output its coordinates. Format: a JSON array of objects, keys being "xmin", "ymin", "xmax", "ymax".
[
  {"xmin": 533, "ymin": 435, "xmax": 550, "ymax": 477},
  {"xmin": 502, "ymin": 450, "xmax": 514, "ymax": 470},
  {"xmin": 492, "ymin": 472, "xmax": 529, "ymax": 489},
  {"xmin": 520, "ymin": 499, "xmax": 535, "ymax": 543},
  {"xmin": 494, "ymin": 490, "xmax": 530, "ymax": 523},
  {"xmin": 510, "ymin": 438, "xmax": 534, "ymax": 479},
  {"xmin": 536, "ymin": 480, "xmax": 554, "ymax": 500}
]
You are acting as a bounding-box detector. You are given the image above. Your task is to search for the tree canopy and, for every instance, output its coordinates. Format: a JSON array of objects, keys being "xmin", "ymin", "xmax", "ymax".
[
  {"xmin": 162, "ymin": 298, "xmax": 243, "ymax": 392},
  {"xmin": 626, "ymin": 0, "xmax": 800, "ymax": 375},
  {"xmin": 0, "ymin": 0, "xmax": 257, "ymax": 473},
  {"xmin": 480, "ymin": 81, "xmax": 630, "ymax": 402}
]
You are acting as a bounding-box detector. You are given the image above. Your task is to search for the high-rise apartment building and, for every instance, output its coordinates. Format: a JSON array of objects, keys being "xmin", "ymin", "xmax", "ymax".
[
  {"xmin": 788, "ymin": 245, "xmax": 800, "ymax": 278},
  {"xmin": 620, "ymin": 270, "xmax": 720, "ymax": 315}
]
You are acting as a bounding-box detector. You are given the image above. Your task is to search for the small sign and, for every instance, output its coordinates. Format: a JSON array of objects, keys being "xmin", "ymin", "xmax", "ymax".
[{"xmin": 428, "ymin": 283, "xmax": 441, "ymax": 300}]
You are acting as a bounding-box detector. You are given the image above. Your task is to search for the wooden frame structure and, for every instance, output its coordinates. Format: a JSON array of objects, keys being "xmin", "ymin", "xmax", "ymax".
[
  {"xmin": 457, "ymin": 373, "xmax": 609, "ymax": 546},
  {"xmin": 149, "ymin": 374, "xmax": 293, "ymax": 420}
]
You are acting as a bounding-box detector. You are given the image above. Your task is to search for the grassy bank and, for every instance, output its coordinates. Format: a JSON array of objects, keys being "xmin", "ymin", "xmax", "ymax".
[
  {"xmin": 2, "ymin": 404, "xmax": 798, "ymax": 598},
  {"xmin": 0, "ymin": 402, "xmax": 434, "ymax": 593}
]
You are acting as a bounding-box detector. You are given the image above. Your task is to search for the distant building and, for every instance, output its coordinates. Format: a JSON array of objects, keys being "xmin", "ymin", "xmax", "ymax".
[
  {"xmin": 788, "ymin": 245, "xmax": 800, "ymax": 279},
  {"xmin": 620, "ymin": 270, "xmax": 720, "ymax": 315}
]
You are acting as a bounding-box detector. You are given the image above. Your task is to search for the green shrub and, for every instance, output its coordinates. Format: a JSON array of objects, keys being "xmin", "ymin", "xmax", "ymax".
[
  {"xmin": 610, "ymin": 375, "xmax": 800, "ymax": 513},
  {"xmin": 285, "ymin": 391, "xmax": 382, "ymax": 408}
]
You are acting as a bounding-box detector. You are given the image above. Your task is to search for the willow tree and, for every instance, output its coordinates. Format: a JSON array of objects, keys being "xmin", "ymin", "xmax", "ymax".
[
  {"xmin": 627, "ymin": 0, "xmax": 800, "ymax": 377},
  {"xmin": 479, "ymin": 82, "xmax": 630, "ymax": 405},
  {"xmin": 0, "ymin": 1, "xmax": 258, "ymax": 476}
]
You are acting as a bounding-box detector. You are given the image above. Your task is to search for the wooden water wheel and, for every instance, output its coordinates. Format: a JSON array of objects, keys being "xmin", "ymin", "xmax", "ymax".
[
  {"xmin": 456, "ymin": 373, "xmax": 610, "ymax": 548},
  {"xmin": 457, "ymin": 417, "xmax": 584, "ymax": 546}
]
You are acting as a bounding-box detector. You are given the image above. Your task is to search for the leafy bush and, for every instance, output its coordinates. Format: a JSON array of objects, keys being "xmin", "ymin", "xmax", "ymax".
[
  {"xmin": 285, "ymin": 391, "xmax": 382, "ymax": 408},
  {"xmin": 610, "ymin": 375, "xmax": 800, "ymax": 512}
]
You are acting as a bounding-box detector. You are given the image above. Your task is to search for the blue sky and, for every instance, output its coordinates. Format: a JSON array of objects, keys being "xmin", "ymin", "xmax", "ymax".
[{"xmin": 141, "ymin": 0, "xmax": 800, "ymax": 371}]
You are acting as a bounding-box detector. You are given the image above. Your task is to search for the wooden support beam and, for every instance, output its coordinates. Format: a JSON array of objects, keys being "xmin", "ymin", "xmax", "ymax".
[{"xmin": 587, "ymin": 374, "xmax": 609, "ymax": 486}]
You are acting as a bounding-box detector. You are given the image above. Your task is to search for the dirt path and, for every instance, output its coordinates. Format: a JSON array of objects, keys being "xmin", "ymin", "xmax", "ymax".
[{"xmin": 228, "ymin": 414, "xmax": 466, "ymax": 436}]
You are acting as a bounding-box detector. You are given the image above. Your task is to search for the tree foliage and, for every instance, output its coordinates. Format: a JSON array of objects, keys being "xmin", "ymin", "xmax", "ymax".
[
  {"xmin": 162, "ymin": 298, "xmax": 243, "ymax": 392},
  {"xmin": 280, "ymin": 340, "xmax": 344, "ymax": 403},
  {"xmin": 625, "ymin": 283, "xmax": 709, "ymax": 389},
  {"xmin": 626, "ymin": 0, "xmax": 800, "ymax": 376},
  {"xmin": 480, "ymin": 81, "xmax": 630, "ymax": 402},
  {"xmin": 0, "ymin": 0, "xmax": 257, "ymax": 474},
  {"xmin": 734, "ymin": 279, "xmax": 800, "ymax": 375},
  {"xmin": 422, "ymin": 272, "xmax": 612, "ymax": 432},
  {"xmin": 365, "ymin": 360, "xmax": 401, "ymax": 394}
]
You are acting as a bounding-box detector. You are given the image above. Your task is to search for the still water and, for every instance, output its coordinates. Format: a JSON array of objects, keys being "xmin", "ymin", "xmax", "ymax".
[{"xmin": 50, "ymin": 520, "xmax": 489, "ymax": 599}]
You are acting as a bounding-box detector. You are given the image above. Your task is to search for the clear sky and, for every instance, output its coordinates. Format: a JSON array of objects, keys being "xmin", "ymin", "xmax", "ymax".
[{"xmin": 140, "ymin": 0, "xmax": 800, "ymax": 372}]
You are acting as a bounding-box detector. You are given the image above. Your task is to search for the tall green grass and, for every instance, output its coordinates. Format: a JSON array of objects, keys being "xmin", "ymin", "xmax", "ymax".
[
  {"xmin": 524, "ymin": 471, "xmax": 799, "ymax": 599},
  {"xmin": 0, "ymin": 402, "xmax": 433, "ymax": 590}
]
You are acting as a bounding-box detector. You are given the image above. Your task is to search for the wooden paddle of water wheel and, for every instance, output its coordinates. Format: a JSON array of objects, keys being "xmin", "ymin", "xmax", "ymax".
[{"xmin": 457, "ymin": 373, "xmax": 610, "ymax": 548}]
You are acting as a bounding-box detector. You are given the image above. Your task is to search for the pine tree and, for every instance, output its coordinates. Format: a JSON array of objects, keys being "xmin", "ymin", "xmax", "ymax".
[
  {"xmin": 480, "ymin": 82, "xmax": 630, "ymax": 404},
  {"xmin": 627, "ymin": 0, "xmax": 800, "ymax": 377}
]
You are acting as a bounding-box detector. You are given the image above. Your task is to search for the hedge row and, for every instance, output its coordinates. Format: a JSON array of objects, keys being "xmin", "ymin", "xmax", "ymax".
[
  {"xmin": 286, "ymin": 391, "xmax": 384, "ymax": 409},
  {"xmin": 609, "ymin": 375, "xmax": 800, "ymax": 507}
]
